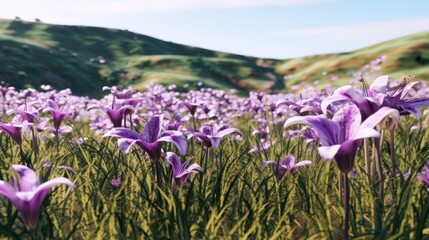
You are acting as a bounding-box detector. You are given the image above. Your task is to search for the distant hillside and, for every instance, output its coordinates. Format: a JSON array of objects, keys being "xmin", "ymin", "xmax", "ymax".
[
  {"xmin": 1, "ymin": 19, "xmax": 428, "ymax": 97},
  {"xmin": 276, "ymin": 31, "xmax": 429, "ymax": 88},
  {"xmin": 0, "ymin": 19, "xmax": 282, "ymax": 97}
]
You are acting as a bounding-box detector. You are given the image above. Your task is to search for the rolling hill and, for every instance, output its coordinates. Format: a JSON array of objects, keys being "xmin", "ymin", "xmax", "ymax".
[
  {"xmin": 0, "ymin": 19, "xmax": 282, "ymax": 98},
  {"xmin": 276, "ymin": 31, "xmax": 429, "ymax": 88},
  {"xmin": 0, "ymin": 18, "xmax": 428, "ymax": 97}
]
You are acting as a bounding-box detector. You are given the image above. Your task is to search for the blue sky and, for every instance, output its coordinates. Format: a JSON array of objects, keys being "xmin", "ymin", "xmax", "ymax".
[{"xmin": 1, "ymin": 0, "xmax": 429, "ymax": 59}]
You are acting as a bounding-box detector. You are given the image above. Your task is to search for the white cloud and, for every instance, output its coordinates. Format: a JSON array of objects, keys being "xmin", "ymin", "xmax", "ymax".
[{"xmin": 274, "ymin": 17, "xmax": 429, "ymax": 43}]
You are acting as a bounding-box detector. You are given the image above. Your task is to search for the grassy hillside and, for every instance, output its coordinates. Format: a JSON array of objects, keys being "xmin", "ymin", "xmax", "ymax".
[
  {"xmin": 1, "ymin": 18, "xmax": 428, "ymax": 97},
  {"xmin": 0, "ymin": 19, "xmax": 282, "ymax": 97},
  {"xmin": 276, "ymin": 31, "xmax": 429, "ymax": 88}
]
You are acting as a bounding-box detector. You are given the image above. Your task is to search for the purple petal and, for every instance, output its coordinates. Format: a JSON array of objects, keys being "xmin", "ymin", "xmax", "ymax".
[
  {"xmin": 136, "ymin": 141, "xmax": 163, "ymax": 161},
  {"xmin": 142, "ymin": 115, "xmax": 163, "ymax": 143},
  {"xmin": 369, "ymin": 75, "xmax": 389, "ymax": 94},
  {"xmin": 360, "ymin": 107, "xmax": 400, "ymax": 130},
  {"xmin": 216, "ymin": 127, "xmax": 242, "ymax": 138},
  {"xmin": 353, "ymin": 128, "xmax": 380, "ymax": 140},
  {"xmin": 262, "ymin": 161, "xmax": 278, "ymax": 168},
  {"xmin": 0, "ymin": 181, "xmax": 18, "ymax": 203},
  {"xmin": 28, "ymin": 177, "xmax": 74, "ymax": 217},
  {"xmin": 284, "ymin": 116, "xmax": 340, "ymax": 146},
  {"xmin": 111, "ymin": 178, "xmax": 121, "ymax": 187},
  {"xmin": 399, "ymin": 81, "xmax": 421, "ymax": 100},
  {"xmin": 106, "ymin": 108, "xmax": 126, "ymax": 128},
  {"xmin": 159, "ymin": 131, "xmax": 188, "ymax": 155},
  {"xmin": 176, "ymin": 163, "xmax": 202, "ymax": 180},
  {"xmin": 11, "ymin": 165, "xmax": 40, "ymax": 191},
  {"xmin": 189, "ymin": 132, "xmax": 212, "ymax": 148},
  {"xmin": 103, "ymin": 127, "xmax": 142, "ymax": 140},
  {"xmin": 294, "ymin": 160, "xmax": 312, "ymax": 167},
  {"xmin": 0, "ymin": 122, "xmax": 23, "ymax": 145},
  {"xmin": 117, "ymin": 138, "xmax": 140, "ymax": 154},
  {"xmin": 332, "ymin": 104, "xmax": 361, "ymax": 143},
  {"xmin": 282, "ymin": 154, "xmax": 295, "ymax": 166},
  {"xmin": 290, "ymin": 160, "xmax": 312, "ymax": 173},
  {"xmin": 166, "ymin": 152, "xmax": 182, "ymax": 177},
  {"xmin": 321, "ymin": 94, "xmax": 350, "ymax": 115},
  {"xmin": 209, "ymin": 136, "xmax": 222, "ymax": 149},
  {"xmin": 318, "ymin": 144, "xmax": 341, "ymax": 160}
]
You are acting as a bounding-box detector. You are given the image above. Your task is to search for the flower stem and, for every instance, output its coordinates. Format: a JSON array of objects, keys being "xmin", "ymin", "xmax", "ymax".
[
  {"xmin": 364, "ymin": 138, "xmax": 370, "ymax": 184},
  {"xmin": 154, "ymin": 159, "xmax": 163, "ymax": 188},
  {"xmin": 389, "ymin": 128, "xmax": 396, "ymax": 178},
  {"xmin": 343, "ymin": 172, "xmax": 350, "ymax": 240},
  {"xmin": 55, "ymin": 129, "xmax": 60, "ymax": 154},
  {"xmin": 374, "ymin": 137, "xmax": 384, "ymax": 205},
  {"xmin": 31, "ymin": 127, "xmax": 38, "ymax": 163}
]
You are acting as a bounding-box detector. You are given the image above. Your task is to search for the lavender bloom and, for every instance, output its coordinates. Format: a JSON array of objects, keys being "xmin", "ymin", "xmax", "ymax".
[
  {"xmin": 7, "ymin": 103, "xmax": 40, "ymax": 123},
  {"xmin": 0, "ymin": 165, "xmax": 73, "ymax": 230},
  {"xmin": 263, "ymin": 154, "xmax": 312, "ymax": 179},
  {"xmin": 103, "ymin": 115, "xmax": 187, "ymax": 161},
  {"xmin": 111, "ymin": 178, "xmax": 121, "ymax": 187},
  {"xmin": 276, "ymin": 97, "xmax": 323, "ymax": 115},
  {"xmin": 166, "ymin": 152, "xmax": 201, "ymax": 187},
  {"xmin": 284, "ymin": 104, "xmax": 400, "ymax": 173},
  {"xmin": 43, "ymin": 99, "xmax": 73, "ymax": 131},
  {"xmin": 322, "ymin": 75, "xmax": 429, "ymax": 119},
  {"xmin": 189, "ymin": 125, "xmax": 242, "ymax": 149},
  {"xmin": 88, "ymin": 104, "xmax": 135, "ymax": 128},
  {"xmin": 183, "ymin": 102, "xmax": 199, "ymax": 116},
  {"xmin": 0, "ymin": 121, "xmax": 32, "ymax": 146},
  {"xmin": 102, "ymin": 86, "xmax": 135, "ymax": 99}
]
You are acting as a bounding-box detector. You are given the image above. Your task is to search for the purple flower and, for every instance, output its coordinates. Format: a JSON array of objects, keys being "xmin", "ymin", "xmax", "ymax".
[
  {"xmin": 7, "ymin": 103, "xmax": 40, "ymax": 123},
  {"xmin": 183, "ymin": 102, "xmax": 199, "ymax": 116},
  {"xmin": 111, "ymin": 178, "xmax": 121, "ymax": 187},
  {"xmin": 43, "ymin": 99, "xmax": 73, "ymax": 130},
  {"xmin": 0, "ymin": 165, "xmax": 74, "ymax": 230},
  {"xmin": 166, "ymin": 152, "xmax": 201, "ymax": 187},
  {"xmin": 102, "ymin": 86, "xmax": 135, "ymax": 99},
  {"xmin": 277, "ymin": 97, "xmax": 323, "ymax": 115},
  {"xmin": 284, "ymin": 104, "xmax": 400, "ymax": 173},
  {"xmin": 189, "ymin": 125, "xmax": 242, "ymax": 149},
  {"xmin": 103, "ymin": 114, "xmax": 187, "ymax": 161},
  {"xmin": 262, "ymin": 154, "xmax": 312, "ymax": 179},
  {"xmin": 322, "ymin": 75, "xmax": 429, "ymax": 119},
  {"xmin": 0, "ymin": 121, "xmax": 32, "ymax": 146}
]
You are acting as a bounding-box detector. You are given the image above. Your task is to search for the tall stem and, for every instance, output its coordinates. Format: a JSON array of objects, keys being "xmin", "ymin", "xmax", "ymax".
[
  {"xmin": 389, "ymin": 128, "xmax": 396, "ymax": 177},
  {"xmin": 154, "ymin": 159, "xmax": 163, "ymax": 188},
  {"xmin": 343, "ymin": 172, "xmax": 350, "ymax": 240},
  {"xmin": 374, "ymin": 137, "xmax": 384, "ymax": 205},
  {"xmin": 55, "ymin": 129, "xmax": 60, "ymax": 154},
  {"xmin": 31, "ymin": 127, "xmax": 38, "ymax": 163},
  {"xmin": 364, "ymin": 138, "xmax": 370, "ymax": 184}
]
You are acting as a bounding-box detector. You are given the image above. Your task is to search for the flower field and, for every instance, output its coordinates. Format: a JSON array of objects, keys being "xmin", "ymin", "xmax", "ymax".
[{"xmin": 0, "ymin": 67, "xmax": 429, "ymax": 239}]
